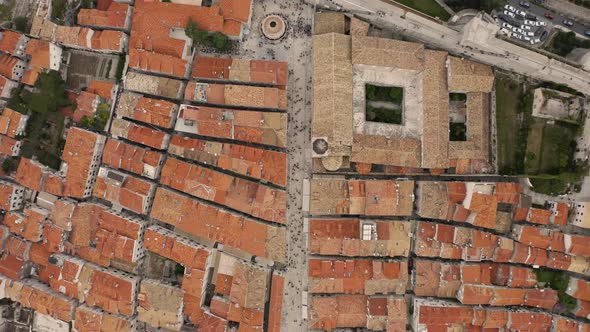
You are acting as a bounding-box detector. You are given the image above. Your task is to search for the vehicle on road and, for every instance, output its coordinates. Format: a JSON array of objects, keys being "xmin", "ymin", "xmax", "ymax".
[
  {"xmin": 504, "ymin": 10, "xmax": 516, "ymax": 18},
  {"xmin": 519, "ymin": 1, "xmax": 531, "ymax": 8},
  {"xmin": 563, "ymin": 19, "xmax": 574, "ymax": 27},
  {"xmin": 515, "ymin": 9, "xmax": 527, "ymax": 17},
  {"xmin": 505, "ymin": 4, "xmax": 517, "ymax": 12},
  {"xmin": 585, "ymin": 30, "xmax": 590, "ymax": 37},
  {"xmin": 544, "ymin": 12, "xmax": 554, "ymax": 19}
]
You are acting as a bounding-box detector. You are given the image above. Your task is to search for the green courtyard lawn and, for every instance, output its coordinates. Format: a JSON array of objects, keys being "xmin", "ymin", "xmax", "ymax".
[
  {"xmin": 496, "ymin": 79, "xmax": 524, "ymax": 174},
  {"xmin": 394, "ymin": 0, "xmax": 451, "ymax": 20}
]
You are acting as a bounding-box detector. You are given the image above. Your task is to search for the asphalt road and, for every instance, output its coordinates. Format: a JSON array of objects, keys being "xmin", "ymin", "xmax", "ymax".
[{"xmin": 508, "ymin": 0, "xmax": 590, "ymax": 36}]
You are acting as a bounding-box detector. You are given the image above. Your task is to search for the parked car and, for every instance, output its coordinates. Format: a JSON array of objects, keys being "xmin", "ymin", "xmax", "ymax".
[
  {"xmin": 525, "ymin": 14, "xmax": 537, "ymax": 21},
  {"xmin": 544, "ymin": 12, "xmax": 555, "ymax": 19},
  {"xmin": 505, "ymin": 4, "xmax": 517, "ymax": 12},
  {"xmin": 504, "ymin": 10, "xmax": 516, "ymax": 18},
  {"xmin": 500, "ymin": 27, "xmax": 511, "ymax": 35},
  {"xmin": 533, "ymin": 38, "xmax": 541, "ymax": 43},
  {"xmin": 515, "ymin": 9, "xmax": 527, "ymax": 17},
  {"xmin": 512, "ymin": 26, "xmax": 524, "ymax": 34},
  {"xmin": 585, "ymin": 30, "xmax": 590, "ymax": 37},
  {"xmin": 523, "ymin": 36, "xmax": 532, "ymax": 41},
  {"xmin": 563, "ymin": 19, "xmax": 574, "ymax": 26},
  {"xmin": 521, "ymin": 25, "xmax": 532, "ymax": 30},
  {"xmin": 526, "ymin": 31, "xmax": 535, "ymax": 36},
  {"xmin": 514, "ymin": 34, "xmax": 524, "ymax": 40},
  {"xmin": 524, "ymin": 19, "xmax": 536, "ymax": 25},
  {"xmin": 534, "ymin": 21, "xmax": 547, "ymax": 26},
  {"xmin": 519, "ymin": 1, "xmax": 531, "ymax": 8},
  {"xmin": 502, "ymin": 22, "xmax": 513, "ymax": 29}
]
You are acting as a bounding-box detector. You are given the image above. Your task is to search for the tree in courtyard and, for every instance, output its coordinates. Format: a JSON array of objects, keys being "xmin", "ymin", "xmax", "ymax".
[
  {"xmin": 2, "ymin": 158, "xmax": 15, "ymax": 174},
  {"xmin": 29, "ymin": 70, "xmax": 72, "ymax": 114},
  {"xmin": 185, "ymin": 17, "xmax": 210, "ymax": 45},
  {"xmin": 13, "ymin": 17, "xmax": 27, "ymax": 33},
  {"xmin": 213, "ymin": 32, "xmax": 230, "ymax": 51}
]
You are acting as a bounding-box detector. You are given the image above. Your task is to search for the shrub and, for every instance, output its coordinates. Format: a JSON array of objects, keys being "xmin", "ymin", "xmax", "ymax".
[
  {"xmin": 2, "ymin": 158, "xmax": 15, "ymax": 174},
  {"xmin": 13, "ymin": 17, "xmax": 27, "ymax": 33}
]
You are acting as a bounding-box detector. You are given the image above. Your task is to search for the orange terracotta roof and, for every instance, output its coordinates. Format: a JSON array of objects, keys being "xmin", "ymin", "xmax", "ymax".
[
  {"xmin": 93, "ymin": 167, "xmax": 156, "ymax": 215},
  {"xmin": 185, "ymin": 82, "xmax": 288, "ymax": 109},
  {"xmin": 149, "ymin": 187, "xmax": 285, "ymax": 262},
  {"xmin": 494, "ymin": 182, "xmax": 521, "ymax": 204},
  {"xmin": 0, "ymin": 108, "xmax": 27, "ymax": 138},
  {"xmin": 74, "ymin": 305, "xmax": 135, "ymax": 332},
  {"xmin": 508, "ymin": 311, "xmax": 552, "ymax": 331},
  {"xmin": 12, "ymin": 279, "xmax": 77, "ymax": 321},
  {"xmin": 101, "ymin": 138, "xmax": 164, "ymax": 179},
  {"xmin": 467, "ymin": 193, "xmax": 497, "ymax": 229},
  {"xmin": 268, "ymin": 274, "xmax": 284, "ymax": 332},
  {"xmin": 111, "ymin": 118, "xmax": 170, "ymax": 150},
  {"xmin": 524, "ymin": 288, "xmax": 558, "ymax": 309},
  {"xmin": 68, "ymin": 203, "xmax": 144, "ymax": 266},
  {"xmin": 91, "ymin": 30, "xmax": 125, "ymax": 51},
  {"xmin": 77, "ymin": 3, "xmax": 128, "ymax": 29},
  {"xmin": 4, "ymin": 207, "xmax": 47, "ymax": 242},
  {"xmin": 168, "ymin": 135, "xmax": 287, "ymax": 187},
  {"xmin": 565, "ymin": 234, "xmax": 590, "ymax": 257},
  {"xmin": 220, "ymin": 0, "xmax": 252, "ymax": 23},
  {"xmin": 176, "ymin": 104, "xmax": 287, "ymax": 147},
  {"xmin": 21, "ymin": 67, "xmax": 41, "ymax": 86},
  {"xmin": 25, "ymin": 38, "xmax": 51, "ymax": 69},
  {"xmin": 0, "ymin": 53, "xmax": 21, "ymax": 80},
  {"xmin": 553, "ymin": 202, "xmax": 569, "ymax": 225},
  {"xmin": 526, "ymin": 208, "xmax": 552, "ymax": 225},
  {"xmin": 87, "ymin": 80, "xmax": 115, "ymax": 100},
  {"xmin": 117, "ymin": 92, "xmax": 177, "ymax": 128},
  {"xmin": 128, "ymin": 48, "xmax": 188, "ymax": 78},
  {"xmin": 0, "ymin": 181, "xmax": 22, "ymax": 211},
  {"xmin": 568, "ymin": 277, "xmax": 590, "ymax": 302},
  {"xmin": 192, "ymin": 57, "xmax": 287, "ymax": 86},
  {"xmin": 15, "ymin": 158, "xmax": 64, "ymax": 196},
  {"xmin": 309, "ymin": 295, "xmax": 367, "ymax": 330},
  {"xmin": 160, "ymin": 156, "xmax": 286, "ymax": 223},
  {"xmin": 0, "ymin": 30, "xmax": 22, "ymax": 55},
  {"xmin": 131, "ymin": 0, "xmax": 224, "ymax": 58},
  {"xmin": 308, "ymin": 259, "xmax": 408, "ymax": 295},
  {"xmin": 61, "ymin": 127, "xmax": 105, "ymax": 198},
  {"xmin": 72, "ymin": 91, "xmax": 100, "ymax": 123}
]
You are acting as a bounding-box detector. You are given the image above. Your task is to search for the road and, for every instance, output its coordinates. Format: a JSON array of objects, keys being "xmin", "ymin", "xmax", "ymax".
[{"xmin": 508, "ymin": 0, "xmax": 590, "ymax": 36}]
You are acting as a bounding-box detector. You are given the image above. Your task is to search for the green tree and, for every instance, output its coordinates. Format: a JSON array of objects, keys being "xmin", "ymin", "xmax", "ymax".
[
  {"xmin": 185, "ymin": 17, "xmax": 210, "ymax": 45},
  {"xmin": 13, "ymin": 17, "xmax": 27, "ymax": 33},
  {"xmin": 80, "ymin": 116, "xmax": 94, "ymax": 129},
  {"xmin": 212, "ymin": 32, "xmax": 230, "ymax": 51},
  {"xmin": 2, "ymin": 158, "xmax": 15, "ymax": 174},
  {"xmin": 29, "ymin": 71, "xmax": 72, "ymax": 114}
]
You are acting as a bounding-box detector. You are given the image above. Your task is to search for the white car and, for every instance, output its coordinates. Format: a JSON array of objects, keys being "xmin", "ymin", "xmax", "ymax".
[
  {"xmin": 524, "ymin": 20, "xmax": 536, "ymax": 25},
  {"xmin": 533, "ymin": 38, "xmax": 541, "ymax": 43},
  {"xmin": 523, "ymin": 36, "xmax": 531, "ymax": 41},
  {"xmin": 511, "ymin": 26, "xmax": 523, "ymax": 34},
  {"xmin": 525, "ymin": 31, "xmax": 534, "ymax": 36},
  {"xmin": 500, "ymin": 27, "xmax": 511, "ymax": 35},
  {"xmin": 515, "ymin": 9, "xmax": 526, "ymax": 17},
  {"xmin": 503, "ymin": 10, "xmax": 516, "ymax": 18},
  {"xmin": 535, "ymin": 21, "xmax": 547, "ymax": 26},
  {"xmin": 502, "ymin": 22, "xmax": 513, "ymax": 29},
  {"xmin": 504, "ymin": 4, "xmax": 517, "ymax": 12},
  {"xmin": 514, "ymin": 34, "xmax": 524, "ymax": 40},
  {"xmin": 530, "ymin": 39, "xmax": 536, "ymax": 44},
  {"xmin": 521, "ymin": 25, "xmax": 532, "ymax": 30}
]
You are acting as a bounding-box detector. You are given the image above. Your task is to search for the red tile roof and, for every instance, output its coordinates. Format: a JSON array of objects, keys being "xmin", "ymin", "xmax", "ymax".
[
  {"xmin": 92, "ymin": 167, "xmax": 156, "ymax": 215},
  {"xmin": 0, "ymin": 30, "xmax": 22, "ymax": 55},
  {"xmin": 87, "ymin": 80, "xmax": 115, "ymax": 100},
  {"xmin": 0, "ymin": 180, "xmax": 22, "ymax": 211},
  {"xmin": 176, "ymin": 104, "xmax": 287, "ymax": 147},
  {"xmin": 72, "ymin": 91, "xmax": 100, "ymax": 123},
  {"xmin": 4, "ymin": 207, "xmax": 47, "ymax": 242},
  {"xmin": 168, "ymin": 135, "xmax": 287, "ymax": 187},
  {"xmin": 0, "ymin": 108, "xmax": 27, "ymax": 138},
  {"xmin": 117, "ymin": 92, "xmax": 177, "ymax": 128},
  {"xmin": 74, "ymin": 305, "xmax": 135, "ymax": 332},
  {"xmin": 268, "ymin": 274, "xmax": 284, "ymax": 332},
  {"xmin": 0, "ymin": 53, "xmax": 22, "ymax": 80},
  {"xmin": 62, "ymin": 127, "xmax": 105, "ymax": 198},
  {"xmin": 25, "ymin": 39, "xmax": 51, "ymax": 70},
  {"xmin": 149, "ymin": 187, "xmax": 285, "ymax": 262},
  {"xmin": 128, "ymin": 48, "xmax": 188, "ymax": 78},
  {"xmin": 185, "ymin": 82, "xmax": 288, "ymax": 109},
  {"xmin": 160, "ymin": 156, "xmax": 286, "ymax": 223},
  {"xmin": 15, "ymin": 158, "xmax": 64, "ymax": 196},
  {"xmin": 77, "ymin": 2, "xmax": 129, "ymax": 29},
  {"xmin": 111, "ymin": 118, "xmax": 170, "ymax": 150},
  {"xmin": 192, "ymin": 57, "xmax": 288, "ymax": 87},
  {"xmin": 101, "ymin": 138, "xmax": 164, "ymax": 179},
  {"xmin": 220, "ymin": 0, "xmax": 252, "ymax": 23}
]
